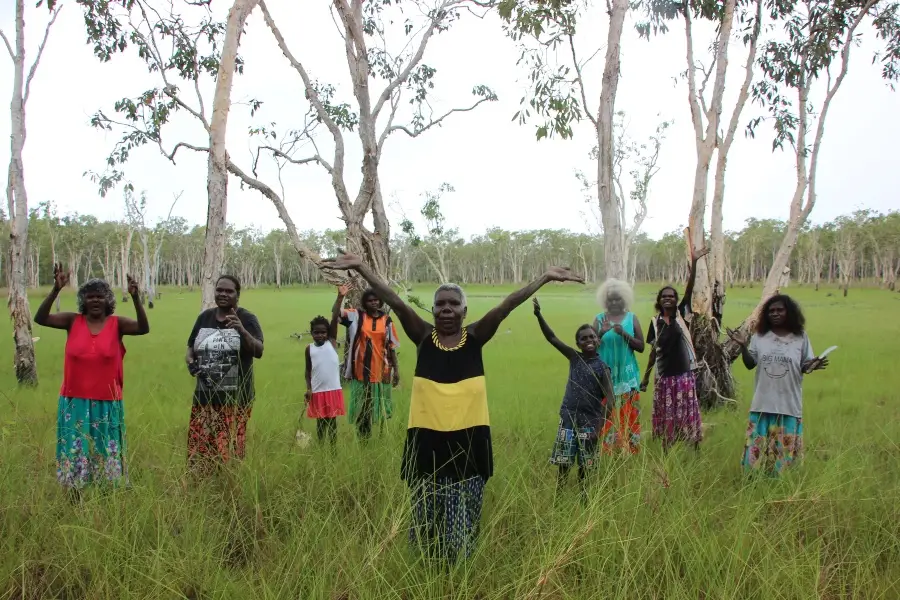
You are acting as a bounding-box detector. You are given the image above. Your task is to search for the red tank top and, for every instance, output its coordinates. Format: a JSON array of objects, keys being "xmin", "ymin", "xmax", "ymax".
[{"xmin": 60, "ymin": 315, "xmax": 126, "ymax": 401}]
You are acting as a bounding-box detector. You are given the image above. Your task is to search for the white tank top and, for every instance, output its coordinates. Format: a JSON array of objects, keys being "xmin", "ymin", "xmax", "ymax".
[{"xmin": 309, "ymin": 342, "xmax": 342, "ymax": 393}]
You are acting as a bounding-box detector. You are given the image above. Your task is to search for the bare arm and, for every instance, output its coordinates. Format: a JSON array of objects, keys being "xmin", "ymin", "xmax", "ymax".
[
  {"xmin": 473, "ymin": 267, "xmax": 583, "ymax": 343},
  {"xmin": 740, "ymin": 344, "xmax": 757, "ymax": 370},
  {"xmin": 305, "ymin": 345, "xmax": 312, "ymax": 392},
  {"xmin": 118, "ymin": 278, "xmax": 150, "ymax": 336},
  {"xmin": 534, "ymin": 308, "xmax": 577, "ymax": 360},
  {"xmin": 33, "ymin": 285, "xmax": 76, "ymax": 330},
  {"xmin": 641, "ymin": 347, "xmax": 656, "ymax": 390},
  {"xmin": 328, "ymin": 303, "xmax": 340, "ymax": 341},
  {"xmin": 350, "ymin": 262, "xmax": 430, "ymax": 345},
  {"xmin": 628, "ymin": 315, "xmax": 646, "ymax": 353},
  {"xmin": 331, "ymin": 287, "xmax": 346, "ymax": 327},
  {"xmin": 682, "ymin": 248, "xmax": 710, "ymax": 310}
]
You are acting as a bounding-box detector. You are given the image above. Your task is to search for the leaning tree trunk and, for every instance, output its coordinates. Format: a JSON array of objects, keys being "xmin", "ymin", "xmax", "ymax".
[
  {"xmin": 6, "ymin": 0, "xmax": 38, "ymax": 384},
  {"xmin": 596, "ymin": 0, "xmax": 629, "ymax": 281},
  {"xmin": 203, "ymin": 0, "xmax": 261, "ymax": 309}
]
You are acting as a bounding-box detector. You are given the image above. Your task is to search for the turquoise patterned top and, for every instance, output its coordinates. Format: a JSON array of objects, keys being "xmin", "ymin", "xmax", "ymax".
[{"xmin": 596, "ymin": 312, "xmax": 641, "ymax": 395}]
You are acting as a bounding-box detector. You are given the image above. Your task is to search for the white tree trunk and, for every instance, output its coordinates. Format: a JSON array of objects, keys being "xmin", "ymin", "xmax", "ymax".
[
  {"xmin": 203, "ymin": 0, "xmax": 260, "ymax": 309},
  {"xmin": 4, "ymin": 0, "xmax": 43, "ymax": 384},
  {"xmin": 596, "ymin": 0, "xmax": 629, "ymax": 281},
  {"xmin": 683, "ymin": 0, "xmax": 735, "ymax": 315}
]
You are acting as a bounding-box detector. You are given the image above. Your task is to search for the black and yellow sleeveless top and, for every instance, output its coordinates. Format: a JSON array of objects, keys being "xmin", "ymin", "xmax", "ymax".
[{"xmin": 401, "ymin": 325, "xmax": 493, "ymax": 482}]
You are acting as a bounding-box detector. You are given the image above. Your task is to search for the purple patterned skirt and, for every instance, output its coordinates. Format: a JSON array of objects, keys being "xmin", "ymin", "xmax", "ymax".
[{"xmin": 651, "ymin": 371, "xmax": 703, "ymax": 446}]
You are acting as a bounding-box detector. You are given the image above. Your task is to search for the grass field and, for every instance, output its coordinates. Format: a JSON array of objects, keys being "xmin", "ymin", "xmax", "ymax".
[{"xmin": 1, "ymin": 283, "xmax": 899, "ymax": 599}]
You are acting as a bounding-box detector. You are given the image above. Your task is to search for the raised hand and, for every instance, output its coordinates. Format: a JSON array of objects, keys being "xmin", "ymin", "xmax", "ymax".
[
  {"xmin": 726, "ymin": 327, "xmax": 749, "ymax": 348},
  {"xmin": 322, "ymin": 249, "xmax": 363, "ymax": 271},
  {"xmin": 126, "ymin": 274, "xmax": 140, "ymax": 297},
  {"xmin": 803, "ymin": 357, "xmax": 828, "ymax": 374},
  {"xmin": 224, "ymin": 307, "xmax": 245, "ymax": 332},
  {"xmin": 598, "ymin": 316, "xmax": 613, "ymax": 335},
  {"xmin": 543, "ymin": 266, "xmax": 585, "ymax": 284},
  {"xmin": 691, "ymin": 246, "xmax": 711, "ymax": 262},
  {"xmin": 532, "ymin": 297, "xmax": 541, "ymax": 314},
  {"xmin": 338, "ymin": 283, "xmax": 352, "ymax": 297},
  {"xmin": 53, "ymin": 263, "xmax": 70, "ymax": 290},
  {"xmin": 612, "ymin": 322, "xmax": 625, "ymax": 336}
]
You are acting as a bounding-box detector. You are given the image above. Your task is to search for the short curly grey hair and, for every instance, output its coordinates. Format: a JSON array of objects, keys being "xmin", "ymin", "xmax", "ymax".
[
  {"xmin": 77, "ymin": 279, "xmax": 116, "ymax": 316},
  {"xmin": 596, "ymin": 278, "xmax": 634, "ymax": 312},
  {"xmin": 433, "ymin": 283, "xmax": 467, "ymax": 309}
]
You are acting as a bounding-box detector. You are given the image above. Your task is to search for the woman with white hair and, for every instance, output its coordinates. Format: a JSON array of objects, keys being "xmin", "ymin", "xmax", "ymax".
[
  {"xmin": 323, "ymin": 250, "xmax": 583, "ymax": 565},
  {"xmin": 593, "ymin": 279, "xmax": 645, "ymax": 454}
]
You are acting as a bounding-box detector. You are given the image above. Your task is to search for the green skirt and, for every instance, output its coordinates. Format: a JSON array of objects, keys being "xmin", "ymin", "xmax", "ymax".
[
  {"xmin": 56, "ymin": 396, "xmax": 127, "ymax": 489},
  {"xmin": 348, "ymin": 380, "xmax": 393, "ymax": 425}
]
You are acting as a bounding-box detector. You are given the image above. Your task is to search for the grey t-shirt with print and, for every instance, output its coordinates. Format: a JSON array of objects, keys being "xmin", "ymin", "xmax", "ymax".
[{"xmin": 747, "ymin": 331, "xmax": 814, "ymax": 418}]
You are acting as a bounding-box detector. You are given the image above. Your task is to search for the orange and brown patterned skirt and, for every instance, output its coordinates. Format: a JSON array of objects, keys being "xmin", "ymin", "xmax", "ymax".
[
  {"xmin": 187, "ymin": 404, "xmax": 252, "ymax": 474},
  {"xmin": 601, "ymin": 390, "xmax": 641, "ymax": 454}
]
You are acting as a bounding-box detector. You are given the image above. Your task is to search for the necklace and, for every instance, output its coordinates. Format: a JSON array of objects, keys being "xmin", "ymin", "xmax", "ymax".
[{"xmin": 432, "ymin": 327, "xmax": 466, "ymax": 352}]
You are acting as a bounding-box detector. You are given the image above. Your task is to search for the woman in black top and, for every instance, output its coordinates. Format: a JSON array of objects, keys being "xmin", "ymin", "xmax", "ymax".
[
  {"xmin": 323, "ymin": 250, "xmax": 583, "ymax": 565},
  {"xmin": 184, "ymin": 275, "xmax": 264, "ymax": 474},
  {"xmin": 640, "ymin": 247, "xmax": 708, "ymax": 452}
]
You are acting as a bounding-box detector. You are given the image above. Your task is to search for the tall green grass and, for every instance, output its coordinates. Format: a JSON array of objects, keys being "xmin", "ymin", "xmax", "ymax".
[{"xmin": 1, "ymin": 284, "xmax": 898, "ymax": 599}]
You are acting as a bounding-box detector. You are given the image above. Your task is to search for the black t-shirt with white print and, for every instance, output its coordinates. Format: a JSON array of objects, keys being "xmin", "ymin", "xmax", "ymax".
[{"xmin": 187, "ymin": 307, "xmax": 263, "ymax": 407}]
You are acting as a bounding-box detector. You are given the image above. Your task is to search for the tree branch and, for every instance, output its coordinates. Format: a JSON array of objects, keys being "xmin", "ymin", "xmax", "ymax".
[
  {"xmin": 804, "ymin": 0, "xmax": 876, "ymax": 218},
  {"xmin": 0, "ymin": 29, "xmax": 14, "ymax": 63},
  {"xmin": 387, "ymin": 96, "xmax": 495, "ymax": 139},
  {"xmin": 683, "ymin": 8, "xmax": 705, "ymax": 139},
  {"xmin": 568, "ymin": 34, "xmax": 598, "ymax": 128},
  {"xmin": 371, "ymin": 0, "xmax": 462, "ymax": 119},
  {"xmin": 23, "ymin": 6, "xmax": 61, "ymax": 105},
  {"xmin": 258, "ymin": 145, "xmax": 332, "ymax": 171}
]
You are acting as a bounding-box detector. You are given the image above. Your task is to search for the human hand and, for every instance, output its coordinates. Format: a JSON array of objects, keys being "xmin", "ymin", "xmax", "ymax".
[
  {"xmin": 543, "ymin": 266, "xmax": 585, "ymax": 284},
  {"xmin": 53, "ymin": 263, "xmax": 70, "ymax": 290},
  {"xmin": 598, "ymin": 316, "xmax": 613, "ymax": 335},
  {"xmin": 322, "ymin": 249, "xmax": 363, "ymax": 271},
  {"xmin": 304, "ymin": 390, "xmax": 312, "ymax": 403},
  {"xmin": 691, "ymin": 246, "xmax": 711, "ymax": 262},
  {"xmin": 639, "ymin": 378, "xmax": 649, "ymax": 393},
  {"xmin": 126, "ymin": 274, "xmax": 140, "ymax": 297},
  {"xmin": 612, "ymin": 323, "xmax": 625, "ymax": 336},
  {"xmin": 392, "ymin": 370, "xmax": 400, "ymax": 388},
  {"xmin": 726, "ymin": 327, "xmax": 749, "ymax": 348},
  {"xmin": 338, "ymin": 283, "xmax": 352, "ymax": 297},
  {"xmin": 803, "ymin": 357, "xmax": 828, "ymax": 373},
  {"xmin": 532, "ymin": 297, "xmax": 541, "ymax": 315},
  {"xmin": 224, "ymin": 308, "xmax": 245, "ymax": 333}
]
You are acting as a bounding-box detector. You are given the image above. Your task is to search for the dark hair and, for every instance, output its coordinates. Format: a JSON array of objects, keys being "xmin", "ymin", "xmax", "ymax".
[
  {"xmin": 360, "ymin": 288, "xmax": 381, "ymax": 309},
  {"xmin": 77, "ymin": 279, "xmax": 116, "ymax": 316},
  {"xmin": 216, "ymin": 275, "xmax": 241, "ymax": 295},
  {"xmin": 757, "ymin": 294, "xmax": 805, "ymax": 335},
  {"xmin": 575, "ymin": 323, "xmax": 595, "ymax": 343},
  {"xmin": 654, "ymin": 286, "xmax": 679, "ymax": 313},
  {"xmin": 309, "ymin": 315, "xmax": 330, "ymax": 331}
]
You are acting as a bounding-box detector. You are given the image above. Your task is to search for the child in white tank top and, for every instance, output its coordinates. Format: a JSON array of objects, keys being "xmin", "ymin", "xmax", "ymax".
[{"xmin": 302, "ymin": 314, "xmax": 346, "ymax": 445}]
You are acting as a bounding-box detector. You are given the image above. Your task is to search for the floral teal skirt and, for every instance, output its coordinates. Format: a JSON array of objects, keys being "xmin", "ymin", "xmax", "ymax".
[
  {"xmin": 56, "ymin": 396, "xmax": 127, "ymax": 489},
  {"xmin": 741, "ymin": 411, "xmax": 803, "ymax": 476}
]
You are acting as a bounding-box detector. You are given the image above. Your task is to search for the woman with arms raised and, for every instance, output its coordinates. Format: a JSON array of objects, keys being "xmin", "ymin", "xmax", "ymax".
[
  {"xmin": 640, "ymin": 247, "xmax": 709, "ymax": 452},
  {"xmin": 34, "ymin": 265, "xmax": 149, "ymax": 492},
  {"xmin": 323, "ymin": 250, "xmax": 584, "ymax": 565}
]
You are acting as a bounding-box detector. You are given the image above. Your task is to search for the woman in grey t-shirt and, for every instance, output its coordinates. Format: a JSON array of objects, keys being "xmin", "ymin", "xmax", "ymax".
[{"xmin": 728, "ymin": 295, "xmax": 827, "ymax": 475}]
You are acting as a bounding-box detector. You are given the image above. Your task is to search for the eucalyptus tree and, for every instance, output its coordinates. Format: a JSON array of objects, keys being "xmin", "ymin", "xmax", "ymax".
[{"xmin": 2, "ymin": 0, "xmax": 61, "ymax": 384}]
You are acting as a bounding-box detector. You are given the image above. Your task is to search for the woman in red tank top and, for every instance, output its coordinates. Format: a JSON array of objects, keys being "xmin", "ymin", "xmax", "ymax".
[{"xmin": 34, "ymin": 264, "xmax": 150, "ymax": 494}]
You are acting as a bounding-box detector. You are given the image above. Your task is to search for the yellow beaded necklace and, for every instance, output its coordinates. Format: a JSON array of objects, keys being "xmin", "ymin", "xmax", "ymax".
[{"xmin": 432, "ymin": 327, "xmax": 467, "ymax": 352}]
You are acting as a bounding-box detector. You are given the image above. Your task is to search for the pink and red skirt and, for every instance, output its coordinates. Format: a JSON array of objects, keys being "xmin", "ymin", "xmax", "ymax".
[{"xmin": 307, "ymin": 389, "xmax": 346, "ymax": 419}]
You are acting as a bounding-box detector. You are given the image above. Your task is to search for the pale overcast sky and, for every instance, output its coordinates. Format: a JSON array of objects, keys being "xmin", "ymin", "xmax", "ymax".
[{"xmin": 1, "ymin": 2, "xmax": 897, "ymax": 241}]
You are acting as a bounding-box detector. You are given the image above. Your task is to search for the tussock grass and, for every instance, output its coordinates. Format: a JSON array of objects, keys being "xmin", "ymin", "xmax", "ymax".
[{"xmin": 1, "ymin": 284, "xmax": 898, "ymax": 599}]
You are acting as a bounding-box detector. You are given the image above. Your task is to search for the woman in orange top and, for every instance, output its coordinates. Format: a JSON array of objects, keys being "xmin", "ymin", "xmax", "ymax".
[{"xmin": 334, "ymin": 285, "xmax": 400, "ymax": 438}]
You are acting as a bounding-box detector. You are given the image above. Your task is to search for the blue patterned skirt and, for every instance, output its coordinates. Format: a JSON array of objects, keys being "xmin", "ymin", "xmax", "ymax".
[
  {"xmin": 409, "ymin": 476, "xmax": 485, "ymax": 564},
  {"xmin": 741, "ymin": 411, "xmax": 803, "ymax": 476},
  {"xmin": 56, "ymin": 396, "xmax": 127, "ymax": 489}
]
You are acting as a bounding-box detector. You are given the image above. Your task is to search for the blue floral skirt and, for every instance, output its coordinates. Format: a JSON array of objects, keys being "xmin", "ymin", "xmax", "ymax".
[
  {"xmin": 56, "ymin": 396, "xmax": 127, "ymax": 489},
  {"xmin": 741, "ymin": 411, "xmax": 803, "ymax": 476},
  {"xmin": 409, "ymin": 476, "xmax": 485, "ymax": 564}
]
